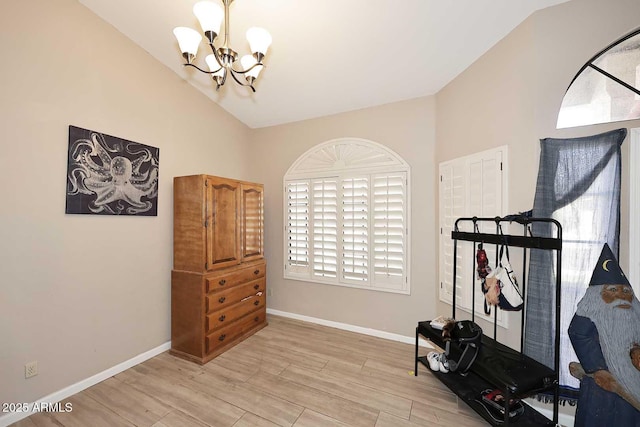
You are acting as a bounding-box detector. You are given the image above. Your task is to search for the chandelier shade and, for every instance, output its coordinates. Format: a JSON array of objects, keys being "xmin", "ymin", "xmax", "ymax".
[
  {"xmin": 193, "ymin": 1, "xmax": 223, "ymax": 35},
  {"xmin": 246, "ymin": 27, "xmax": 272, "ymax": 58},
  {"xmin": 205, "ymin": 55, "xmax": 225, "ymax": 78},
  {"xmin": 173, "ymin": 0, "xmax": 272, "ymax": 93},
  {"xmin": 240, "ymin": 55, "xmax": 262, "ymax": 80},
  {"xmin": 173, "ymin": 27, "xmax": 202, "ymax": 59}
]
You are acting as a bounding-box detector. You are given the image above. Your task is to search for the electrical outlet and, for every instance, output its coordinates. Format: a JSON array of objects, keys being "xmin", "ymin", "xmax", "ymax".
[
  {"xmin": 25, "ymin": 361, "xmax": 38, "ymax": 379},
  {"xmin": 267, "ymin": 288, "xmax": 273, "ymax": 297}
]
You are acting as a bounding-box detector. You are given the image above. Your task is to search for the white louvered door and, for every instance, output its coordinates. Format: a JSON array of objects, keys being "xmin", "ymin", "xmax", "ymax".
[
  {"xmin": 468, "ymin": 150, "xmax": 504, "ymax": 322},
  {"xmin": 439, "ymin": 162, "xmax": 466, "ymax": 305},
  {"xmin": 439, "ymin": 147, "xmax": 506, "ymax": 313}
]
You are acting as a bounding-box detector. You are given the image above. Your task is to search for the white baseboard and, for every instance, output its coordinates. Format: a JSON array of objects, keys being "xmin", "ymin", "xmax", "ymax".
[
  {"xmin": 0, "ymin": 341, "xmax": 171, "ymax": 427},
  {"xmin": 266, "ymin": 308, "xmax": 434, "ymax": 349}
]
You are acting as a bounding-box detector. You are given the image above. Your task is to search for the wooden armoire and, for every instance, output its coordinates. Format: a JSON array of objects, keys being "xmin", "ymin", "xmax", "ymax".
[{"xmin": 171, "ymin": 174, "xmax": 266, "ymax": 364}]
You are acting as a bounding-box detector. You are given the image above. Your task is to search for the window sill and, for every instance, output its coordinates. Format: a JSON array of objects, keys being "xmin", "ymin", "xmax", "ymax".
[{"xmin": 284, "ymin": 274, "xmax": 410, "ymax": 295}]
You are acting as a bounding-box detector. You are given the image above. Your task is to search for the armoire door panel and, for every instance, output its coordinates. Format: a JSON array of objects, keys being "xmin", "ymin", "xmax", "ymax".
[
  {"xmin": 206, "ymin": 178, "xmax": 241, "ymax": 270},
  {"xmin": 241, "ymin": 184, "xmax": 264, "ymax": 262}
]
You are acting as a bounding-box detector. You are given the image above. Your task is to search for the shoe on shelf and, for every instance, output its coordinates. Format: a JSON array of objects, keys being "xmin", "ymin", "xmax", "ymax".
[
  {"xmin": 439, "ymin": 354, "xmax": 450, "ymax": 373},
  {"xmin": 427, "ymin": 352, "xmax": 440, "ymax": 371}
]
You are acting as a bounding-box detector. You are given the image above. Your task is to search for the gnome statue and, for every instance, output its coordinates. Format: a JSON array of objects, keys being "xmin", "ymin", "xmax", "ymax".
[{"xmin": 568, "ymin": 243, "xmax": 640, "ymax": 426}]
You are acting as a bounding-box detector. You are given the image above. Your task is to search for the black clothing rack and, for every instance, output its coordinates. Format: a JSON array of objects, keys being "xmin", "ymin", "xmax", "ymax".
[
  {"xmin": 452, "ymin": 215, "xmax": 562, "ymax": 356},
  {"xmin": 415, "ymin": 215, "xmax": 563, "ymax": 426}
]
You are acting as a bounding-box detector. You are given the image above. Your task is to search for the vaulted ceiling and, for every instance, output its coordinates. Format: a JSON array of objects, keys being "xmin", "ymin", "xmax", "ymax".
[{"xmin": 79, "ymin": 0, "xmax": 570, "ymax": 128}]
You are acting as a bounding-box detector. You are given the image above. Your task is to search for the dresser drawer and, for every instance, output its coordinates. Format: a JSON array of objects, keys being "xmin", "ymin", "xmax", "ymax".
[
  {"xmin": 206, "ymin": 278, "xmax": 265, "ymax": 312},
  {"xmin": 206, "ymin": 309, "xmax": 266, "ymax": 353},
  {"xmin": 206, "ymin": 262, "xmax": 266, "ymax": 293},
  {"xmin": 207, "ymin": 291, "xmax": 266, "ymax": 332}
]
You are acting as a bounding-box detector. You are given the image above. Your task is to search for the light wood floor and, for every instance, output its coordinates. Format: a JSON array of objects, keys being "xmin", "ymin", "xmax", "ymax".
[{"xmin": 13, "ymin": 315, "xmax": 487, "ymax": 427}]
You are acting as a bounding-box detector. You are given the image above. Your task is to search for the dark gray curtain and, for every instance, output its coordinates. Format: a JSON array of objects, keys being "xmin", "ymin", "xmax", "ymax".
[{"xmin": 524, "ymin": 128, "xmax": 625, "ymax": 400}]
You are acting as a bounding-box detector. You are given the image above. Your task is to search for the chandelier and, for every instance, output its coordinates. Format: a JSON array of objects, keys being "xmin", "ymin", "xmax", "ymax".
[{"xmin": 173, "ymin": 0, "xmax": 272, "ymax": 92}]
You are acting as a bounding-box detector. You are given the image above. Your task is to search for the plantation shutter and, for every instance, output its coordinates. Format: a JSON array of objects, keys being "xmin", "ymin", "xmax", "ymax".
[
  {"xmin": 285, "ymin": 180, "xmax": 310, "ymax": 275},
  {"xmin": 373, "ymin": 173, "xmax": 406, "ymax": 289},
  {"xmin": 284, "ymin": 139, "xmax": 411, "ymax": 294},
  {"xmin": 341, "ymin": 176, "xmax": 369, "ymax": 282},
  {"xmin": 312, "ymin": 179, "xmax": 338, "ymax": 278}
]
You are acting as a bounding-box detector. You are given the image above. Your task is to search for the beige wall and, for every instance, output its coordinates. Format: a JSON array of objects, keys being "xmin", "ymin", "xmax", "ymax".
[
  {"xmin": 0, "ymin": 0, "xmax": 251, "ymax": 404},
  {"xmin": 249, "ymin": 97, "xmax": 437, "ymax": 337}
]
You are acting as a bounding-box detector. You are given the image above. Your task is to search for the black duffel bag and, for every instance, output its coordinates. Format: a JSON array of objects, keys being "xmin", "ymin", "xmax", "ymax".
[{"xmin": 444, "ymin": 320, "xmax": 482, "ymax": 375}]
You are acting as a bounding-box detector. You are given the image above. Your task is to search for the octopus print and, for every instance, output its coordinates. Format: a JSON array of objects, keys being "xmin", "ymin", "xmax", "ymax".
[{"xmin": 66, "ymin": 126, "xmax": 159, "ymax": 215}]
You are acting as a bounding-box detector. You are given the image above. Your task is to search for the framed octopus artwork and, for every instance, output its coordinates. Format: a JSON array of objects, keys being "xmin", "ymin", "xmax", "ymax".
[{"xmin": 65, "ymin": 125, "xmax": 159, "ymax": 216}]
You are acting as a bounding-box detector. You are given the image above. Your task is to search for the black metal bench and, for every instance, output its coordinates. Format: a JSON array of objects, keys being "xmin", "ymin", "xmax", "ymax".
[{"xmin": 415, "ymin": 320, "xmax": 557, "ymax": 426}]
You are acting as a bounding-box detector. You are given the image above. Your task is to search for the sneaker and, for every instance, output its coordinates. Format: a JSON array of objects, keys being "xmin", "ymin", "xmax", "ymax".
[
  {"xmin": 426, "ymin": 352, "xmax": 440, "ymax": 371},
  {"xmin": 439, "ymin": 354, "xmax": 450, "ymax": 373}
]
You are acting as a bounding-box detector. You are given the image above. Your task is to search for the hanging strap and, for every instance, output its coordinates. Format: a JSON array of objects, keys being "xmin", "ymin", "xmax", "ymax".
[
  {"xmin": 498, "ymin": 224, "xmax": 511, "ymax": 266},
  {"xmin": 476, "ymin": 223, "xmax": 492, "ymax": 315}
]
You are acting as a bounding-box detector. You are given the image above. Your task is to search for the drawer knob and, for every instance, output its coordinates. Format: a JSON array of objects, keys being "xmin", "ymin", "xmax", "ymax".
[
  {"xmin": 218, "ymin": 296, "xmax": 226, "ymax": 303},
  {"xmin": 254, "ymin": 284, "xmax": 259, "ymax": 290},
  {"xmin": 254, "ymin": 269, "xmax": 260, "ymax": 275},
  {"xmin": 218, "ymin": 334, "xmax": 226, "ymax": 341},
  {"xmin": 219, "ymin": 279, "xmax": 226, "ymax": 286},
  {"xmin": 254, "ymin": 300, "xmax": 259, "ymax": 306},
  {"xmin": 219, "ymin": 315, "xmax": 226, "ymax": 322},
  {"xmin": 254, "ymin": 316, "xmax": 259, "ymax": 322}
]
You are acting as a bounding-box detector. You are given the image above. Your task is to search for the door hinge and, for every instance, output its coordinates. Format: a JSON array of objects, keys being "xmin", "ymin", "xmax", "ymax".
[
  {"xmin": 205, "ymin": 262, "xmax": 209, "ymax": 270},
  {"xmin": 204, "ymin": 219, "xmax": 209, "ymax": 227},
  {"xmin": 500, "ymin": 162, "xmax": 503, "ymax": 171}
]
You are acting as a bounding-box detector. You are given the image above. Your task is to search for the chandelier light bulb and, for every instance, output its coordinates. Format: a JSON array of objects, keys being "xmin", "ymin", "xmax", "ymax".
[{"xmin": 193, "ymin": 1, "xmax": 224, "ymax": 36}]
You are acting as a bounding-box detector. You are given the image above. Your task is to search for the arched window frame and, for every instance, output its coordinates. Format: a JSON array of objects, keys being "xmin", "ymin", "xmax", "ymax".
[
  {"xmin": 283, "ymin": 138, "xmax": 411, "ymax": 294},
  {"xmin": 557, "ymin": 27, "xmax": 640, "ymax": 129}
]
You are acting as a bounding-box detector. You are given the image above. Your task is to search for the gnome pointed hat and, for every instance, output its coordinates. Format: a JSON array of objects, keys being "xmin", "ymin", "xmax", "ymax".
[{"xmin": 588, "ymin": 243, "xmax": 630, "ymax": 286}]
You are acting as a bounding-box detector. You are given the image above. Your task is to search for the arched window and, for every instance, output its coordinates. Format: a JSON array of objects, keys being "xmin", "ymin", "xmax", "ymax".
[
  {"xmin": 284, "ymin": 138, "xmax": 410, "ymax": 294},
  {"xmin": 557, "ymin": 27, "xmax": 640, "ymax": 129}
]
